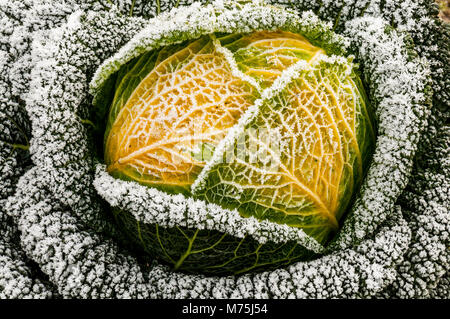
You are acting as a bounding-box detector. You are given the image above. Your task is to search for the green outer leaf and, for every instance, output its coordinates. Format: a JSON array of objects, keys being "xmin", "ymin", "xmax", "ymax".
[{"xmin": 112, "ymin": 207, "xmax": 316, "ymax": 276}]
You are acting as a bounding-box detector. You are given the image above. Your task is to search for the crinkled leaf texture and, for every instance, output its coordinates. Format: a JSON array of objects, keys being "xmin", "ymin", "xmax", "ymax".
[
  {"xmin": 0, "ymin": 0, "xmax": 448, "ymax": 298},
  {"xmin": 90, "ymin": 2, "xmax": 375, "ymax": 274}
]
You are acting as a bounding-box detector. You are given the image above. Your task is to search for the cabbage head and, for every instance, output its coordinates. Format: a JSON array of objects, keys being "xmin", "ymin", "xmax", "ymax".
[{"xmin": 96, "ymin": 19, "xmax": 374, "ymax": 274}]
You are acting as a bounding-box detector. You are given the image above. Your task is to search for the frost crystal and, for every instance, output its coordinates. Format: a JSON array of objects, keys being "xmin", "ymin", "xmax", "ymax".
[{"xmin": 0, "ymin": 0, "xmax": 448, "ymax": 298}]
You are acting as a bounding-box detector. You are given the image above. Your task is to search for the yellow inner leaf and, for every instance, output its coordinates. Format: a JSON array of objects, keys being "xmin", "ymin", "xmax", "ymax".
[
  {"xmin": 229, "ymin": 30, "xmax": 325, "ymax": 87},
  {"xmin": 105, "ymin": 31, "xmax": 325, "ymax": 191},
  {"xmin": 105, "ymin": 36, "xmax": 258, "ymax": 189}
]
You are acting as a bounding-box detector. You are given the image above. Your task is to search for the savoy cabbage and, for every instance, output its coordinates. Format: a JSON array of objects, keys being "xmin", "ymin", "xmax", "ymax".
[{"xmin": 0, "ymin": 0, "xmax": 448, "ymax": 298}]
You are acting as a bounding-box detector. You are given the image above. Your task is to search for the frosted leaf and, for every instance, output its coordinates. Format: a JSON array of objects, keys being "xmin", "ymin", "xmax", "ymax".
[
  {"xmin": 104, "ymin": 35, "xmax": 259, "ymax": 193},
  {"xmin": 219, "ymin": 30, "xmax": 325, "ymax": 88},
  {"xmin": 193, "ymin": 57, "xmax": 374, "ymax": 244}
]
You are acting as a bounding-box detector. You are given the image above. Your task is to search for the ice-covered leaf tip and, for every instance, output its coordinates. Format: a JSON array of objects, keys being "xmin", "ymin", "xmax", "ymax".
[{"xmin": 101, "ymin": 27, "xmax": 375, "ymax": 246}]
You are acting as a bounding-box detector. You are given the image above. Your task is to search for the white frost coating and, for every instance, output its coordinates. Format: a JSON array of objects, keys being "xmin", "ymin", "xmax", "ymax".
[
  {"xmin": 191, "ymin": 58, "xmax": 307, "ymax": 192},
  {"xmin": 329, "ymin": 16, "xmax": 431, "ymax": 249},
  {"xmin": 89, "ymin": 0, "xmax": 348, "ymax": 96},
  {"xmin": 145, "ymin": 206, "xmax": 411, "ymax": 298},
  {"xmin": 191, "ymin": 54, "xmax": 355, "ymax": 193},
  {"xmin": 2, "ymin": 0, "xmax": 447, "ymax": 299},
  {"xmin": 211, "ymin": 34, "xmax": 261, "ymax": 92},
  {"xmin": 94, "ymin": 164, "xmax": 324, "ymax": 252}
]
